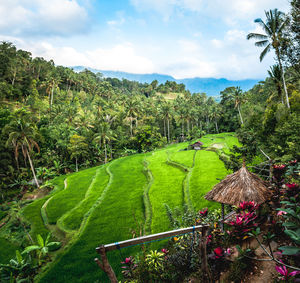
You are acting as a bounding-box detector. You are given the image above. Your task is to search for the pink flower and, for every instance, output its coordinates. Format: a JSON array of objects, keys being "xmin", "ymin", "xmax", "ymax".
[
  {"xmin": 225, "ymin": 248, "xmax": 231, "ymax": 255},
  {"xmin": 125, "ymin": 257, "xmax": 131, "ymax": 263},
  {"xmin": 121, "ymin": 257, "xmax": 133, "ymax": 265},
  {"xmin": 277, "ymin": 211, "xmax": 287, "ymax": 216},
  {"xmin": 161, "ymin": 249, "xmax": 168, "ymax": 254},
  {"xmin": 275, "ymin": 263, "xmax": 300, "ymax": 280}
]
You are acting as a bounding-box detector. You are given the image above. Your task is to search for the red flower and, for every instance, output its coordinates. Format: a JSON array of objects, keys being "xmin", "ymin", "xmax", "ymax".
[
  {"xmin": 239, "ymin": 201, "xmax": 258, "ymax": 211},
  {"xmin": 213, "ymin": 247, "xmax": 224, "ymax": 259},
  {"xmin": 199, "ymin": 208, "xmax": 208, "ymax": 217},
  {"xmin": 206, "ymin": 234, "xmax": 212, "ymax": 244},
  {"xmin": 273, "ymin": 164, "xmax": 286, "ymax": 169},
  {"xmin": 289, "ymin": 160, "xmax": 297, "ymax": 165},
  {"xmin": 286, "ymin": 183, "xmax": 298, "ymax": 190},
  {"xmin": 161, "ymin": 249, "xmax": 168, "ymax": 254}
]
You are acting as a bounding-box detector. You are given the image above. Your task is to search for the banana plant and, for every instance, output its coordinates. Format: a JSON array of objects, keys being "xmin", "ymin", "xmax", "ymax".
[
  {"xmin": 22, "ymin": 234, "xmax": 60, "ymax": 265},
  {"xmin": 0, "ymin": 250, "xmax": 36, "ymax": 282}
]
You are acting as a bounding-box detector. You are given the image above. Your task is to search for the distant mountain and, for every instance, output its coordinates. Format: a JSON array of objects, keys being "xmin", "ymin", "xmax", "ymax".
[{"xmin": 71, "ymin": 66, "xmax": 261, "ymax": 97}]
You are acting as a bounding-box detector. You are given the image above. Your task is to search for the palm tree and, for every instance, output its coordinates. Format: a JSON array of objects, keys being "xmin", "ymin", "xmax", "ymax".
[
  {"xmin": 268, "ymin": 64, "xmax": 284, "ymax": 104},
  {"xmin": 231, "ymin": 87, "xmax": 244, "ymax": 125},
  {"xmin": 4, "ymin": 109, "xmax": 41, "ymax": 188},
  {"xmin": 125, "ymin": 98, "xmax": 140, "ymax": 137},
  {"xmin": 247, "ymin": 9, "xmax": 290, "ymax": 108},
  {"xmin": 94, "ymin": 122, "xmax": 115, "ymax": 164},
  {"xmin": 161, "ymin": 102, "xmax": 173, "ymax": 143}
]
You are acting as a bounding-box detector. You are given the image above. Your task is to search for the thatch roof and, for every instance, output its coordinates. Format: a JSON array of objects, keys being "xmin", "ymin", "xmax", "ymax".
[
  {"xmin": 191, "ymin": 141, "xmax": 203, "ymax": 146},
  {"xmin": 205, "ymin": 165, "xmax": 271, "ymax": 206}
]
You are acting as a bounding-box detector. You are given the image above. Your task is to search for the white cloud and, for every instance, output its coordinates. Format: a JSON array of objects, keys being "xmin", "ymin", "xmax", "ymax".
[
  {"xmin": 0, "ymin": 0, "xmax": 88, "ymax": 36},
  {"xmin": 86, "ymin": 44, "xmax": 155, "ymax": 73},
  {"xmin": 130, "ymin": 0, "xmax": 290, "ymax": 23},
  {"xmin": 107, "ymin": 11, "xmax": 125, "ymax": 27},
  {"xmin": 211, "ymin": 39, "xmax": 223, "ymax": 48},
  {"xmin": 10, "ymin": 40, "xmax": 155, "ymax": 74}
]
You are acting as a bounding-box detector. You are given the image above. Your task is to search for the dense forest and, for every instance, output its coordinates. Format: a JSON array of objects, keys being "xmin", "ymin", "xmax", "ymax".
[{"xmin": 0, "ymin": 0, "xmax": 299, "ymax": 201}]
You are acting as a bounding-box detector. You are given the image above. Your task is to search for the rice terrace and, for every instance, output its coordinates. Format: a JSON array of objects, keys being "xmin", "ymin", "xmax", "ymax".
[
  {"xmin": 1, "ymin": 0, "xmax": 300, "ymax": 282},
  {"xmin": 0, "ymin": 133, "xmax": 239, "ymax": 282}
]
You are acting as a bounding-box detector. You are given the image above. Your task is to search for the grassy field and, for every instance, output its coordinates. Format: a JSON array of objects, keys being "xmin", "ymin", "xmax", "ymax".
[
  {"xmin": 46, "ymin": 167, "xmax": 98, "ymax": 224},
  {"xmin": 189, "ymin": 150, "xmax": 229, "ymax": 211},
  {"xmin": 0, "ymin": 133, "xmax": 240, "ymax": 282},
  {"xmin": 147, "ymin": 149, "xmax": 186, "ymax": 233},
  {"xmin": 40, "ymin": 154, "xmax": 148, "ymax": 283}
]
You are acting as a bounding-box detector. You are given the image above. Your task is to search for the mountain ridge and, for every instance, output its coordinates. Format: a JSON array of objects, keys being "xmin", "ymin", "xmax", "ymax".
[{"xmin": 71, "ymin": 66, "xmax": 261, "ymax": 96}]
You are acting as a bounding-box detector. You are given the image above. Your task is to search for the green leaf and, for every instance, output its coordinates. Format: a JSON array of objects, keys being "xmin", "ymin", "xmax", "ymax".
[
  {"xmin": 279, "ymin": 246, "xmax": 300, "ymax": 255},
  {"xmin": 22, "ymin": 245, "xmax": 39, "ymax": 254},
  {"xmin": 15, "ymin": 250, "xmax": 22, "ymax": 264},
  {"xmin": 37, "ymin": 234, "xmax": 44, "ymax": 247},
  {"xmin": 284, "ymin": 229, "xmax": 300, "ymax": 244},
  {"xmin": 283, "ymin": 222, "xmax": 298, "ymax": 229},
  {"xmin": 45, "ymin": 233, "xmax": 51, "ymax": 245}
]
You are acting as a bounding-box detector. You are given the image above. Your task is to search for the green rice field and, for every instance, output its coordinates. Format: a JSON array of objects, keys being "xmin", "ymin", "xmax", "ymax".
[{"xmin": 0, "ymin": 133, "xmax": 239, "ymax": 282}]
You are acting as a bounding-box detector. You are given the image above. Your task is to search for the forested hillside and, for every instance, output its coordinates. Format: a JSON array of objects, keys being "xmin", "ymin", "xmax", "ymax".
[{"xmin": 0, "ymin": 41, "xmax": 242, "ymax": 200}]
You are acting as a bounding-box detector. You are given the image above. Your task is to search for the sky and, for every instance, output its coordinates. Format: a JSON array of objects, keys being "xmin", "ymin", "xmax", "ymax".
[{"xmin": 0, "ymin": 0, "xmax": 291, "ymax": 80}]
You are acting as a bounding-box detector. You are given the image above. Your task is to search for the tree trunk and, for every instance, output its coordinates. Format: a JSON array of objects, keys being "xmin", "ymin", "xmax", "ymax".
[
  {"xmin": 104, "ymin": 142, "xmax": 107, "ymax": 164},
  {"xmin": 50, "ymin": 85, "xmax": 54, "ymax": 107},
  {"xmin": 95, "ymin": 246, "xmax": 118, "ymax": 283},
  {"xmin": 238, "ymin": 105, "xmax": 244, "ymax": 124},
  {"xmin": 75, "ymin": 157, "xmax": 78, "ymax": 172},
  {"xmin": 163, "ymin": 119, "xmax": 166, "ymax": 137},
  {"xmin": 215, "ymin": 121, "xmax": 219, "ymax": 133},
  {"xmin": 167, "ymin": 118, "xmax": 170, "ymax": 143},
  {"xmin": 26, "ymin": 149, "xmax": 40, "ymax": 189},
  {"xmin": 130, "ymin": 118, "xmax": 133, "ymax": 137},
  {"xmin": 277, "ymin": 55, "xmax": 290, "ymax": 109},
  {"xmin": 109, "ymin": 142, "xmax": 112, "ymax": 159}
]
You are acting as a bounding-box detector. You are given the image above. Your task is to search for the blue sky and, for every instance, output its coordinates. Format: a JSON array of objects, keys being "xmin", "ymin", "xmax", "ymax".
[{"xmin": 0, "ymin": 0, "xmax": 290, "ymax": 79}]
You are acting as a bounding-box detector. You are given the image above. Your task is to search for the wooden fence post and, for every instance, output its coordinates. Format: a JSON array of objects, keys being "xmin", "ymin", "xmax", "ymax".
[
  {"xmin": 95, "ymin": 245, "xmax": 118, "ymax": 283},
  {"xmin": 199, "ymin": 227, "xmax": 213, "ymax": 283}
]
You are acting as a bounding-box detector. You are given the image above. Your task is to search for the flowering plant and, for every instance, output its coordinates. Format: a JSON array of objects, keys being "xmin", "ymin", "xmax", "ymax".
[
  {"xmin": 227, "ymin": 205, "xmax": 258, "ymax": 240},
  {"xmin": 275, "ymin": 263, "xmax": 300, "ymax": 281},
  {"xmin": 121, "ymin": 256, "xmax": 137, "ymax": 278},
  {"xmin": 199, "ymin": 208, "xmax": 208, "ymax": 217},
  {"xmin": 238, "ymin": 201, "xmax": 259, "ymax": 212}
]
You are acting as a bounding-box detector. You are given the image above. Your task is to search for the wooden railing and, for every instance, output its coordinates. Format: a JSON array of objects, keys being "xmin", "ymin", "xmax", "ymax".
[{"xmin": 95, "ymin": 224, "xmax": 209, "ymax": 283}]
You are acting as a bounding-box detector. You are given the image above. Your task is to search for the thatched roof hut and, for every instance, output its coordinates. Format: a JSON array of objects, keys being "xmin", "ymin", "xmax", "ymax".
[
  {"xmin": 205, "ymin": 165, "xmax": 271, "ymax": 206},
  {"xmin": 190, "ymin": 141, "xmax": 203, "ymax": 150}
]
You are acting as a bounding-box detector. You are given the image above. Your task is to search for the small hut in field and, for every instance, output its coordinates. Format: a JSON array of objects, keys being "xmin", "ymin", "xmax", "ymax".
[
  {"xmin": 205, "ymin": 164, "xmax": 271, "ymax": 228},
  {"xmin": 190, "ymin": 141, "xmax": 203, "ymax": 150}
]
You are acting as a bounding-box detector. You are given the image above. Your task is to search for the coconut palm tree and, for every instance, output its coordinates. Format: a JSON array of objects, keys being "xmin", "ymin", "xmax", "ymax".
[
  {"xmin": 4, "ymin": 109, "xmax": 41, "ymax": 188},
  {"xmin": 94, "ymin": 122, "xmax": 115, "ymax": 164},
  {"xmin": 161, "ymin": 102, "xmax": 173, "ymax": 143},
  {"xmin": 247, "ymin": 9, "xmax": 290, "ymax": 108},
  {"xmin": 230, "ymin": 87, "xmax": 244, "ymax": 125},
  {"xmin": 268, "ymin": 64, "xmax": 284, "ymax": 104}
]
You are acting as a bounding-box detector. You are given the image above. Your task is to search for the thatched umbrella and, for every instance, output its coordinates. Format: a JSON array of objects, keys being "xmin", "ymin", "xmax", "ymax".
[{"xmin": 205, "ymin": 164, "xmax": 271, "ymax": 229}]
